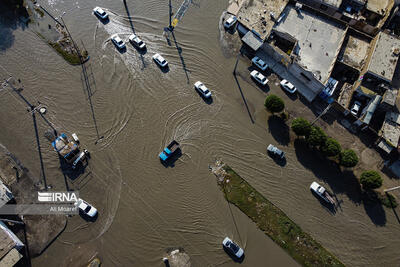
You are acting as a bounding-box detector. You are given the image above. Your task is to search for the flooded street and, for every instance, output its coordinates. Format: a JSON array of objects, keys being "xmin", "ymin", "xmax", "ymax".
[{"xmin": 0, "ymin": 0, "xmax": 399, "ymax": 266}]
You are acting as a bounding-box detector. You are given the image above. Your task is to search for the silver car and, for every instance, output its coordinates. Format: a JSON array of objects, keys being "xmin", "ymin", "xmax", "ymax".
[
  {"xmin": 222, "ymin": 237, "xmax": 244, "ymax": 259},
  {"xmin": 194, "ymin": 81, "xmax": 212, "ymax": 98},
  {"xmin": 280, "ymin": 79, "xmax": 297, "ymax": 94},
  {"xmin": 111, "ymin": 35, "xmax": 126, "ymax": 50},
  {"xmin": 250, "ymin": 70, "xmax": 268, "ymax": 85},
  {"xmin": 152, "ymin": 53, "xmax": 168, "ymax": 68}
]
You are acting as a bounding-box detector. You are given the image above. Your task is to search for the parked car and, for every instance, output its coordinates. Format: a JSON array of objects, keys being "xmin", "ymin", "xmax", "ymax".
[
  {"xmin": 280, "ymin": 79, "xmax": 297, "ymax": 94},
  {"xmin": 250, "ymin": 70, "xmax": 268, "ymax": 85},
  {"xmin": 251, "ymin": 56, "xmax": 268, "ymax": 71},
  {"xmin": 267, "ymin": 144, "xmax": 285, "ymax": 159},
  {"xmin": 129, "ymin": 34, "xmax": 146, "ymax": 49},
  {"xmin": 75, "ymin": 198, "xmax": 98, "ymax": 217},
  {"xmin": 152, "ymin": 53, "xmax": 168, "ymax": 68},
  {"xmin": 111, "ymin": 35, "xmax": 126, "ymax": 50},
  {"xmin": 72, "ymin": 149, "xmax": 89, "ymax": 169},
  {"xmin": 222, "ymin": 237, "xmax": 244, "ymax": 259},
  {"xmin": 224, "ymin": 15, "xmax": 237, "ymax": 29},
  {"xmin": 93, "ymin": 7, "xmax": 108, "ymax": 20},
  {"xmin": 351, "ymin": 101, "xmax": 361, "ymax": 116},
  {"xmin": 194, "ymin": 81, "xmax": 212, "ymax": 98}
]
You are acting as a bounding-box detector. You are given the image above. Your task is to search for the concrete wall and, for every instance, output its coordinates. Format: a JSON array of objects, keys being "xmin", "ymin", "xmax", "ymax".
[{"xmin": 297, "ymin": 0, "xmax": 380, "ymax": 36}]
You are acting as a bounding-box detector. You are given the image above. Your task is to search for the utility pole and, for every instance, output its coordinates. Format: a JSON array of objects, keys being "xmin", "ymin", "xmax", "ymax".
[
  {"xmin": 169, "ymin": 0, "xmax": 172, "ymax": 30},
  {"xmin": 384, "ymin": 186, "xmax": 400, "ymax": 193}
]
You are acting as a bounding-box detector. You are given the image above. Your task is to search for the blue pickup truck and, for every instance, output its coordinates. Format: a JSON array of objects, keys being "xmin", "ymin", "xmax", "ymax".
[{"xmin": 159, "ymin": 140, "xmax": 180, "ymax": 162}]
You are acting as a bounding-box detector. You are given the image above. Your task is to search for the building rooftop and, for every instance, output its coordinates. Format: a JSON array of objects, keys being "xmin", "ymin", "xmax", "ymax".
[
  {"xmin": 0, "ymin": 181, "xmax": 13, "ymax": 209},
  {"xmin": 382, "ymin": 111, "xmax": 400, "ymax": 147},
  {"xmin": 366, "ymin": 0, "xmax": 389, "ymax": 15},
  {"xmin": 382, "ymin": 89, "xmax": 399, "ymax": 107},
  {"xmin": 274, "ymin": 5, "xmax": 347, "ymax": 84},
  {"xmin": 367, "ymin": 32, "xmax": 400, "ymax": 83},
  {"xmin": 0, "ymin": 221, "xmax": 23, "ymax": 265},
  {"xmin": 320, "ymin": 0, "xmax": 342, "ymax": 8},
  {"xmin": 341, "ymin": 35, "xmax": 370, "ymax": 70},
  {"xmin": 237, "ymin": 0, "xmax": 289, "ymax": 40},
  {"xmin": 242, "ymin": 31, "xmax": 264, "ymax": 51}
]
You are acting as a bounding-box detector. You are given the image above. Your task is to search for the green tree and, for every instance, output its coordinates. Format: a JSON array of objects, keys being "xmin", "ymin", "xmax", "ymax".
[
  {"xmin": 320, "ymin": 138, "xmax": 341, "ymax": 157},
  {"xmin": 306, "ymin": 126, "xmax": 327, "ymax": 148},
  {"xmin": 360, "ymin": 171, "xmax": 383, "ymax": 190},
  {"xmin": 291, "ymin": 118, "xmax": 312, "ymax": 137},
  {"xmin": 339, "ymin": 149, "xmax": 359, "ymax": 168},
  {"xmin": 264, "ymin": 95, "xmax": 285, "ymax": 114}
]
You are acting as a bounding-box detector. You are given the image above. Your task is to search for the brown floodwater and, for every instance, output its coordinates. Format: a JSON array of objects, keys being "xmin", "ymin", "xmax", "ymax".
[{"xmin": 0, "ymin": 0, "xmax": 399, "ymax": 266}]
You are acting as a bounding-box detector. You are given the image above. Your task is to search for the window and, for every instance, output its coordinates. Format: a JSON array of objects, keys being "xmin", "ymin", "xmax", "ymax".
[
  {"xmin": 320, "ymin": 4, "xmax": 328, "ymax": 11},
  {"xmin": 301, "ymin": 72, "xmax": 311, "ymax": 81}
]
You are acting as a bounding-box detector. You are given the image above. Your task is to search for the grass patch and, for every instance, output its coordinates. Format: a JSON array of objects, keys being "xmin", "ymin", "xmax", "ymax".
[
  {"xmin": 220, "ymin": 165, "xmax": 344, "ymax": 267},
  {"xmin": 48, "ymin": 42, "xmax": 81, "ymax": 65}
]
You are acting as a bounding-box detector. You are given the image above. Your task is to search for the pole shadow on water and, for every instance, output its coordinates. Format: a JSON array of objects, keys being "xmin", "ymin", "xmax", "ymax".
[
  {"xmin": 60, "ymin": 17, "xmax": 104, "ymax": 144},
  {"xmin": 123, "ymin": 0, "xmax": 146, "ymax": 68},
  {"xmin": 170, "ymin": 30, "xmax": 190, "ymax": 84},
  {"xmin": 233, "ymin": 51, "xmax": 254, "ymax": 124},
  {"xmin": 5, "ymin": 79, "xmax": 48, "ymax": 190}
]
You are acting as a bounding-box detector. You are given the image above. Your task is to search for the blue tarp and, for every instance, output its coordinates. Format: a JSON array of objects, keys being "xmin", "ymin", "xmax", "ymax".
[
  {"xmin": 159, "ymin": 152, "xmax": 168, "ymax": 161},
  {"xmin": 164, "ymin": 147, "xmax": 172, "ymax": 154}
]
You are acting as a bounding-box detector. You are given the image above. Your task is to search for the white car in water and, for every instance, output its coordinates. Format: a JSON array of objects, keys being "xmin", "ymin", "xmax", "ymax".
[
  {"xmin": 93, "ymin": 7, "xmax": 108, "ymax": 20},
  {"xmin": 194, "ymin": 81, "xmax": 212, "ymax": 98},
  {"xmin": 250, "ymin": 70, "xmax": 268, "ymax": 85},
  {"xmin": 222, "ymin": 237, "xmax": 244, "ymax": 259},
  {"xmin": 152, "ymin": 53, "xmax": 168, "ymax": 68},
  {"xmin": 280, "ymin": 79, "xmax": 297, "ymax": 94},
  {"xmin": 224, "ymin": 15, "xmax": 237, "ymax": 29},
  {"xmin": 129, "ymin": 34, "xmax": 146, "ymax": 49},
  {"xmin": 75, "ymin": 198, "xmax": 97, "ymax": 217},
  {"xmin": 251, "ymin": 56, "xmax": 268, "ymax": 71},
  {"xmin": 111, "ymin": 35, "xmax": 126, "ymax": 50}
]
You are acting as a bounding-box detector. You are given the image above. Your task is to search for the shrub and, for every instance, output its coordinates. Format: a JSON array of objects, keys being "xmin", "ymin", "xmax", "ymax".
[
  {"xmin": 379, "ymin": 192, "xmax": 398, "ymax": 208},
  {"xmin": 264, "ymin": 95, "xmax": 285, "ymax": 114},
  {"xmin": 320, "ymin": 138, "xmax": 341, "ymax": 157},
  {"xmin": 291, "ymin": 118, "xmax": 312, "ymax": 137},
  {"xmin": 339, "ymin": 149, "xmax": 359, "ymax": 168},
  {"xmin": 360, "ymin": 171, "xmax": 383, "ymax": 190},
  {"xmin": 306, "ymin": 126, "xmax": 327, "ymax": 148}
]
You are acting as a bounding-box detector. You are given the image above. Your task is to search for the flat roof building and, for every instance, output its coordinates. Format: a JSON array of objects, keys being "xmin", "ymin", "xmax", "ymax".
[
  {"xmin": 367, "ymin": 32, "xmax": 400, "ymax": 84},
  {"xmin": 341, "ymin": 35, "xmax": 370, "ymax": 70},
  {"xmin": 0, "ymin": 221, "xmax": 24, "ymax": 266},
  {"xmin": 273, "ymin": 5, "xmax": 347, "ymax": 84},
  {"xmin": 236, "ymin": 0, "xmax": 289, "ymax": 40}
]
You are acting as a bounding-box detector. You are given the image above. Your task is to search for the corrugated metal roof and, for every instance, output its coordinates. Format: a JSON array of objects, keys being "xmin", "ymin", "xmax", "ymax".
[{"xmin": 242, "ymin": 31, "xmax": 264, "ymax": 51}]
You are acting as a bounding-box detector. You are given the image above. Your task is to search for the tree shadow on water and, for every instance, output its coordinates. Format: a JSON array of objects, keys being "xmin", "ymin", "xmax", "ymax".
[
  {"xmin": 267, "ymin": 115, "xmax": 290, "ymax": 146},
  {"xmin": 362, "ymin": 190, "xmax": 387, "ymax": 226},
  {"xmin": 294, "ymin": 139, "xmax": 387, "ymax": 225},
  {"xmin": 0, "ymin": 0, "xmax": 29, "ymax": 52},
  {"xmin": 294, "ymin": 139, "xmax": 362, "ymax": 204}
]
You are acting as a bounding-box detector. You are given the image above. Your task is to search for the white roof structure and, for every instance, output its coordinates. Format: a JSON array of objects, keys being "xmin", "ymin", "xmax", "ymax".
[
  {"xmin": 367, "ymin": 32, "xmax": 400, "ymax": 83},
  {"xmin": 274, "ymin": 5, "xmax": 347, "ymax": 84}
]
